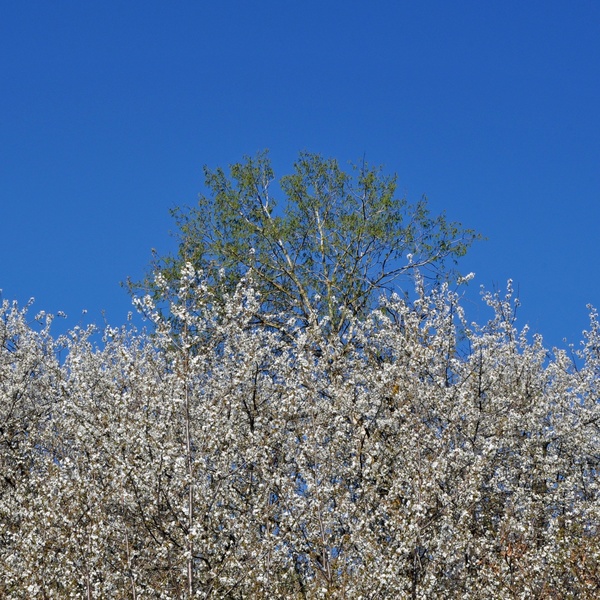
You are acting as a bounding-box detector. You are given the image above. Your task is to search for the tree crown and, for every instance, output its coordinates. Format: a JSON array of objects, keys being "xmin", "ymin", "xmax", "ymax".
[{"xmin": 136, "ymin": 151, "xmax": 480, "ymax": 335}]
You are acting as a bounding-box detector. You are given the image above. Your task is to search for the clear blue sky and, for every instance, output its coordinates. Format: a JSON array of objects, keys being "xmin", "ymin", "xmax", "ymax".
[{"xmin": 2, "ymin": 1, "xmax": 599, "ymax": 351}]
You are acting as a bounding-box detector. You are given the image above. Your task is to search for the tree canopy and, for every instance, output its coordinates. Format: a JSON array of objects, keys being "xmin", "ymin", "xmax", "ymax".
[
  {"xmin": 2, "ymin": 153, "xmax": 598, "ymax": 597},
  {"xmin": 138, "ymin": 152, "xmax": 479, "ymax": 334},
  {"xmin": 1, "ymin": 275, "xmax": 599, "ymax": 597}
]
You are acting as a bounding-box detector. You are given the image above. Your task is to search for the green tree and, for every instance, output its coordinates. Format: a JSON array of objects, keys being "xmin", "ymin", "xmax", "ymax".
[{"xmin": 136, "ymin": 151, "xmax": 479, "ymax": 335}]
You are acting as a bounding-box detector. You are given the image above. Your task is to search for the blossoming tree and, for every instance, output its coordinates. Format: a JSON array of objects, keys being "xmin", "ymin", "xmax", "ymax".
[{"xmin": 0, "ymin": 272, "xmax": 598, "ymax": 598}]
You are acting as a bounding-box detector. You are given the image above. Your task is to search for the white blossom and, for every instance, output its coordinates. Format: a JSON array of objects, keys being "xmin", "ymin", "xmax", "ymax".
[{"xmin": 0, "ymin": 279, "xmax": 598, "ymax": 598}]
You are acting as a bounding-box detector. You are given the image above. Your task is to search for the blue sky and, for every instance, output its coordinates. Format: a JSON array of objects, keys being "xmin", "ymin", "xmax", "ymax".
[{"xmin": 1, "ymin": 1, "xmax": 599, "ymax": 351}]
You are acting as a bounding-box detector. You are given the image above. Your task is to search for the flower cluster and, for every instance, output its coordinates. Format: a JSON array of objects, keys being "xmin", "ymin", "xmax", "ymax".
[{"xmin": 0, "ymin": 273, "xmax": 598, "ymax": 598}]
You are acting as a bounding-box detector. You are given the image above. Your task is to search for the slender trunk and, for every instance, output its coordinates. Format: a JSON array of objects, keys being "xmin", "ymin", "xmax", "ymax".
[{"xmin": 183, "ymin": 348, "xmax": 194, "ymax": 598}]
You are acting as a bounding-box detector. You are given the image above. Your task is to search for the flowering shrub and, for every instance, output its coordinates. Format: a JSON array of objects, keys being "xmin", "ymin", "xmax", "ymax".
[{"xmin": 0, "ymin": 272, "xmax": 598, "ymax": 598}]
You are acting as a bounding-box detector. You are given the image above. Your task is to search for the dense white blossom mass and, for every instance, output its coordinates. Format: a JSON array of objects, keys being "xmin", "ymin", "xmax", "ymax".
[{"xmin": 0, "ymin": 269, "xmax": 598, "ymax": 598}]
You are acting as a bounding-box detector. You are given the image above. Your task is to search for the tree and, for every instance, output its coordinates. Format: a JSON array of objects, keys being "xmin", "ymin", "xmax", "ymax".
[
  {"xmin": 3, "ymin": 152, "xmax": 599, "ymax": 597},
  {"xmin": 3, "ymin": 274, "xmax": 599, "ymax": 598},
  {"xmin": 135, "ymin": 151, "xmax": 479, "ymax": 336}
]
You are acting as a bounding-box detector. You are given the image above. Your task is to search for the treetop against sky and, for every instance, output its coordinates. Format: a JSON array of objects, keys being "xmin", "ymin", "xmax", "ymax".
[{"xmin": 1, "ymin": 1, "xmax": 599, "ymax": 349}]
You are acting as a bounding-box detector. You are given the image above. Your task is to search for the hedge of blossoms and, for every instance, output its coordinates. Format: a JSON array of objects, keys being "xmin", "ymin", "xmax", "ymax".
[{"xmin": 0, "ymin": 266, "xmax": 599, "ymax": 599}]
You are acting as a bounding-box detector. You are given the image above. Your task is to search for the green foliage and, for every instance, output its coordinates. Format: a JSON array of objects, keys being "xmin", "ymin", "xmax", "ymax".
[{"xmin": 137, "ymin": 151, "xmax": 480, "ymax": 334}]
